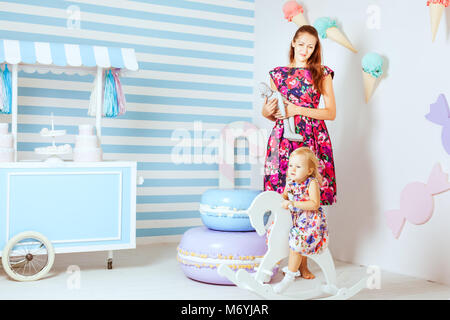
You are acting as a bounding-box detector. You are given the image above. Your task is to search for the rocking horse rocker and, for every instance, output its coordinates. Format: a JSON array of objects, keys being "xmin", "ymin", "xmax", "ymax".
[{"xmin": 218, "ymin": 191, "xmax": 368, "ymax": 300}]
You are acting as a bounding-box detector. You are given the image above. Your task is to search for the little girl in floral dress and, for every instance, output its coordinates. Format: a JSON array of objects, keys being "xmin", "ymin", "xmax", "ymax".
[{"xmin": 273, "ymin": 147, "xmax": 329, "ymax": 294}]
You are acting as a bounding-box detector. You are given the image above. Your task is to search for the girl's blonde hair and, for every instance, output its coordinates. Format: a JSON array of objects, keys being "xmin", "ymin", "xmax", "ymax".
[{"xmin": 290, "ymin": 147, "xmax": 323, "ymax": 185}]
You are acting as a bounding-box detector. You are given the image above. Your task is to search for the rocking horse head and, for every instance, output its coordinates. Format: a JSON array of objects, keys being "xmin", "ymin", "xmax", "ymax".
[{"xmin": 247, "ymin": 191, "xmax": 285, "ymax": 236}]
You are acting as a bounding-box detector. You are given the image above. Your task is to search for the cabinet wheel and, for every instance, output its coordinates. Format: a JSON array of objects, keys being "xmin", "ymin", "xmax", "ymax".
[{"xmin": 2, "ymin": 231, "xmax": 55, "ymax": 281}]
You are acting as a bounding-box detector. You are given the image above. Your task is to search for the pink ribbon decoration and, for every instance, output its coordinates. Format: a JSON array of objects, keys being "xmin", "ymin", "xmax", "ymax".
[
  {"xmin": 385, "ymin": 163, "xmax": 450, "ymax": 238},
  {"xmin": 111, "ymin": 68, "xmax": 127, "ymax": 116}
]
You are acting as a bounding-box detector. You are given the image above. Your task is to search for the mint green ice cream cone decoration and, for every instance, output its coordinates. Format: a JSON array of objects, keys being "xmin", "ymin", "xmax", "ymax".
[
  {"xmin": 361, "ymin": 52, "xmax": 384, "ymax": 103},
  {"xmin": 313, "ymin": 17, "xmax": 357, "ymax": 53}
]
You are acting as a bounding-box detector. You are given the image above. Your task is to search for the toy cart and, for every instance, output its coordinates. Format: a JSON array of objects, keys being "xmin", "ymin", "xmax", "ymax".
[
  {"xmin": 0, "ymin": 39, "xmax": 139, "ymax": 281},
  {"xmin": 0, "ymin": 161, "xmax": 137, "ymax": 281}
]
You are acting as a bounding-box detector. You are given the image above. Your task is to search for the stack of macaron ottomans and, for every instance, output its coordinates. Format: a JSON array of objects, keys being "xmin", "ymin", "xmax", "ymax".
[{"xmin": 177, "ymin": 188, "xmax": 274, "ymax": 285}]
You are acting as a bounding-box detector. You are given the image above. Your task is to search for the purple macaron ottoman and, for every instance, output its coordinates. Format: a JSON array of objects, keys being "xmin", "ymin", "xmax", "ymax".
[{"xmin": 177, "ymin": 226, "xmax": 270, "ymax": 285}]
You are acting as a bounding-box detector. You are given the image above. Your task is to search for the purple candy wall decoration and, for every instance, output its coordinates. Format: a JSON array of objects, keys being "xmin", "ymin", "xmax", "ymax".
[{"xmin": 425, "ymin": 94, "xmax": 450, "ymax": 154}]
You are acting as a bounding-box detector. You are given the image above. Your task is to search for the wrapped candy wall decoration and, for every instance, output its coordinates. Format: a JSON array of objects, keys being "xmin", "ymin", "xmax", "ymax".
[
  {"xmin": 425, "ymin": 94, "xmax": 450, "ymax": 155},
  {"xmin": 385, "ymin": 164, "xmax": 450, "ymax": 239}
]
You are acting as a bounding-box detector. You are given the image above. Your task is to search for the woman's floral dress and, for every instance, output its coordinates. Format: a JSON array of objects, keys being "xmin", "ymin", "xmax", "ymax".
[
  {"xmin": 263, "ymin": 66, "xmax": 337, "ymax": 206},
  {"xmin": 286, "ymin": 177, "xmax": 328, "ymax": 255}
]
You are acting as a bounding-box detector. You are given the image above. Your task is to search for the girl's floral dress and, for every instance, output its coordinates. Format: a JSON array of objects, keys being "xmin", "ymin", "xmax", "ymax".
[
  {"xmin": 286, "ymin": 177, "xmax": 328, "ymax": 255},
  {"xmin": 264, "ymin": 66, "xmax": 337, "ymax": 206}
]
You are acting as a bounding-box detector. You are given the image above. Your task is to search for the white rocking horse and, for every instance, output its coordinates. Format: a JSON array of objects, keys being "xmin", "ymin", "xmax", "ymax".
[{"xmin": 218, "ymin": 191, "xmax": 368, "ymax": 300}]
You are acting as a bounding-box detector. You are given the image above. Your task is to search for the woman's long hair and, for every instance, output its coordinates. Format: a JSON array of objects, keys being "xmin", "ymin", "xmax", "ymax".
[{"xmin": 289, "ymin": 25, "xmax": 325, "ymax": 94}]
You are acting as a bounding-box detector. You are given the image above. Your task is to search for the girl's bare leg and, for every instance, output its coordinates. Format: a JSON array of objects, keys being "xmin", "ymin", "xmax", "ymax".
[
  {"xmin": 288, "ymin": 249, "xmax": 302, "ymax": 273},
  {"xmin": 299, "ymin": 256, "xmax": 315, "ymax": 279}
]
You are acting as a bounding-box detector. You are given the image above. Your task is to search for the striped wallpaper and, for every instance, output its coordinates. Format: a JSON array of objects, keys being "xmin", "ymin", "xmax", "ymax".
[{"xmin": 0, "ymin": 0, "xmax": 255, "ymax": 244}]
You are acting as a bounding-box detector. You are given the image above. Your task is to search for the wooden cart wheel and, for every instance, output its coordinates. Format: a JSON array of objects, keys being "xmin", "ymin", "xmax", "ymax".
[{"xmin": 2, "ymin": 231, "xmax": 55, "ymax": 281}]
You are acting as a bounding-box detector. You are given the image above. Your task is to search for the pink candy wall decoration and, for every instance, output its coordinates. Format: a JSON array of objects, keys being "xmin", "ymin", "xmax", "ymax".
[
  {"xmin": 385, "ymin": 163, "xmax": 450, "ymax": 238},
  {"xmin": 425, "ymin": 94, "xmax": 450, "ymax": 155}
]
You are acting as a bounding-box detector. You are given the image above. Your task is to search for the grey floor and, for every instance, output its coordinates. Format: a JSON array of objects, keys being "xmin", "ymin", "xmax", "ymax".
[{"xmin": 1, "ymin": 242, "xmax": 449, "ymax": 300}]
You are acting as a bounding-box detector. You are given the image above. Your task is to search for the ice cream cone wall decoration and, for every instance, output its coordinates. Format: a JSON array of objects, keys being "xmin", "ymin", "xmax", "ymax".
[
  {"xmin": 427, "ymin": 0, "xmax": 449, "ymax": 42},
  {"xmin": 313, "ymin": 17, "xmax": 357, "ymax": 53},
  {"xmin": 283, "ymin": 1, "xmax": 308, "ymax": 27},
  {"xmin": 361, "ymin": 52, "xmax": 384, "ymax": 103}
]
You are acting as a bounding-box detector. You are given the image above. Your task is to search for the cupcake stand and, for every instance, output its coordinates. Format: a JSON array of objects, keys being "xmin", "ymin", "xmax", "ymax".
[{"xmin": 0, "ymin": 39, "xmax": 139, "ymax": 281}]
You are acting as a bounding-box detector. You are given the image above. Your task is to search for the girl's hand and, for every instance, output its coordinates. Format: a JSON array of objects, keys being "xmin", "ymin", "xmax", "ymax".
[
  {"xmin": 262, "ymin": 97, "xmax": 278, "ymax": 118},
  {"xmin": 282, "ymin": 200, "xmax": 292, "ymax": 209}
]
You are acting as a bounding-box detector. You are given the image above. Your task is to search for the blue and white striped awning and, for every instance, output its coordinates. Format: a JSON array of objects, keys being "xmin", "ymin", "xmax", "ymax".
[{"xmin": 0, "ymin": 39, "xmax": 138, "ymax": 72}]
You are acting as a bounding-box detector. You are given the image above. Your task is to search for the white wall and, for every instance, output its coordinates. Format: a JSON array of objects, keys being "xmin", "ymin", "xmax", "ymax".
[{"xmin": 254, "ymin": 0, "xmax": 450, "ymax": 286}]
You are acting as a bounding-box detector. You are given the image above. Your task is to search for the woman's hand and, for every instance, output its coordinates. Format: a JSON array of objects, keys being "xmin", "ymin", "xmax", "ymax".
[
  {"xmin": 285, "ymin": 100, "xmax": 299, "ymax": 118},
  {"xmin": 282, "ymin": 200, "xmax": 292, "ymax": 210},
  {"xmin": 261, "ymin": 97, "xmax": 278, "ymax": 121},
  {"xmin": 276, "ymin": 94, "xmax": 336, "ymax": 121},
  {"xmin": 274, "ymin": 99, "xmax": 298, "ymax": 120},
  {"xmin": 274, "ymin": 74, "xmax": 337, "ymax": 121}
]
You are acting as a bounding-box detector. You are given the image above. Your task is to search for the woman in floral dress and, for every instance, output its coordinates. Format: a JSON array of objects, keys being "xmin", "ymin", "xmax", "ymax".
[{"xmin": 262, "ymin": 25, "xmax": 337, "ymax": 279}]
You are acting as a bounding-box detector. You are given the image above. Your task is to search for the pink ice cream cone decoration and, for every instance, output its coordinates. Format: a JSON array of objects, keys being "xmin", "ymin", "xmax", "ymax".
[
  {"xmin": 283, "ymin": 1, "xmax": 308, "ymax": 27},
  {"xmin": 385, "ymin": 163, "xmax": 450, "ymax": 239},
  {"xmin": 427, "ymin": 0, "xmax": 449, "ymax": 42}
]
